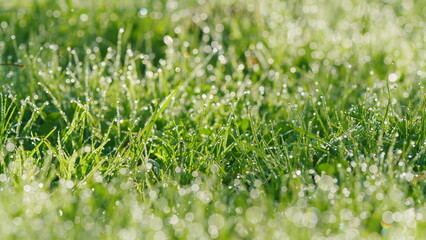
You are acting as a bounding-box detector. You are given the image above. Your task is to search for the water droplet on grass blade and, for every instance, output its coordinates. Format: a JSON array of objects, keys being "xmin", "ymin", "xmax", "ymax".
[
  {"xmin": 5, "ymin": 142, "xmax": 15, "ymax": 152},
  {"xmin": 138, "ymin": 8, "xmax": 148, "ymax": 17},
  {"xmin": 163, "ymin": 35, "xmax": 173, "ymax": 46},
  {"xmin": 388, "ymin": 73, "xmax": 398, "ymax": 82}
]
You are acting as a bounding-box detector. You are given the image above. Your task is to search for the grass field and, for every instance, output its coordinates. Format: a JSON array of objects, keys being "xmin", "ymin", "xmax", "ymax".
[{"xmin": 1, "ymin": 0, "xmax": 426, "ymax": 239}]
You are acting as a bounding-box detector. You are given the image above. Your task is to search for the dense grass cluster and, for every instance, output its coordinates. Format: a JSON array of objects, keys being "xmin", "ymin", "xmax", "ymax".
[{"xmin": 1, "ymin": 0, "xmax": 426, "ymax": 239}]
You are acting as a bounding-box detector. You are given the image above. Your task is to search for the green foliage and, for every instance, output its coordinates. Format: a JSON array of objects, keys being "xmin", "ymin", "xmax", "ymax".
[{"xmin": 1, "ymin": 0, "xmax": 426, "ymax": 239}]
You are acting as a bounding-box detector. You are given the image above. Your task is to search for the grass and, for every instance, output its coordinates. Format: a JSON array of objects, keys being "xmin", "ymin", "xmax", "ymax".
[{"xmin": 1, "ymin": 0, "xmax": 426, "ymax": 239}]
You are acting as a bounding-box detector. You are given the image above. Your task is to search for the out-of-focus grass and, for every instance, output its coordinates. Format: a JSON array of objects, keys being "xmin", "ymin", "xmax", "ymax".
[{"xmin": 1, "ymin": 0, "xmax": 426, "ymax": 239}]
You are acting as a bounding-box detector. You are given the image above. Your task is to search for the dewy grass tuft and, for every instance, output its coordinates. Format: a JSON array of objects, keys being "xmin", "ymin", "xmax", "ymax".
[{"xmin": 0, "ymin": 0, "xmax": 426, "ymax": 239}]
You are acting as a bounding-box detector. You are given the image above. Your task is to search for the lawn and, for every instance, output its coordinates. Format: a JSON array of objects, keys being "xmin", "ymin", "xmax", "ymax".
[{"xmin": 1, "ymin": 0, "xmax": 426, "ymax": 239}]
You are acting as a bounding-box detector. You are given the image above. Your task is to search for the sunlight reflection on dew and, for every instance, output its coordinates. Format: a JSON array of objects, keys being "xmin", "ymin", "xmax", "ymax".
[{"xmin": 138, "ymin": 8, "xmax": 148, "ymax": 18}]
